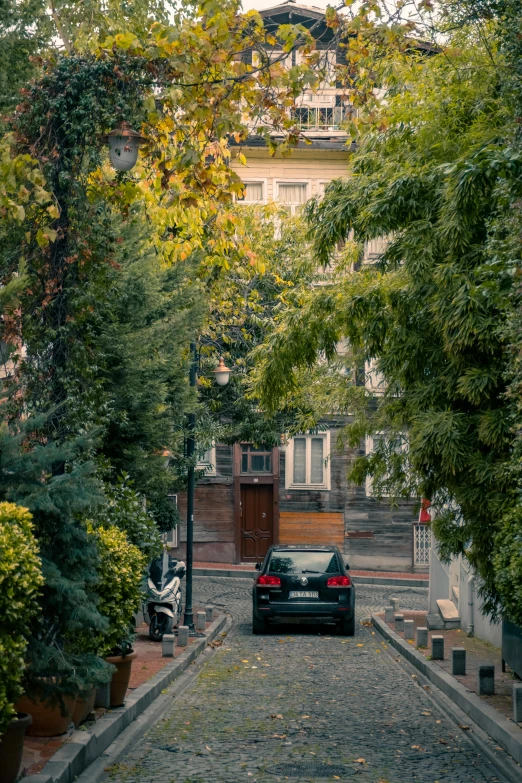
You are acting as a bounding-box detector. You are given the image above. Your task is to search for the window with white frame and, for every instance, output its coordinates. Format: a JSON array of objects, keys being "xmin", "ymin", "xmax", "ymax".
[
  {"xmin": 197, "ymin": 445, "xmax": 216, "ymax": 476},
  {"xmin": 365, "ymin": 432, "xmax": 406, "ymax": 497},
  {"xmin": 365, "ymin": 358, "xmax": 386, "ymax": 395},
  {"xmin": 276, "ymin": 182, "xmax": 308, "ymax": 214},
  {"xmin": 237, "ymin": 181, "xmax": 265, "ymax": 204},
  {"xmin": 285, "ymin": 432, "xmax": 331, "ymax": 489}
]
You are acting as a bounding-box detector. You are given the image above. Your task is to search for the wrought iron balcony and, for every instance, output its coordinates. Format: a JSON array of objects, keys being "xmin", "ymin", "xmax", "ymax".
[{"xmin": 293, "ymin": 106, "xmax": 348, "ymax": 131}]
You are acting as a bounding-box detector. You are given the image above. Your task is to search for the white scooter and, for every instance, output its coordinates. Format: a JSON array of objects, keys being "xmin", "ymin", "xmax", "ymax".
[{"xmin": 144, "ymin": 553, "xmax": 186, "ymax": 641}]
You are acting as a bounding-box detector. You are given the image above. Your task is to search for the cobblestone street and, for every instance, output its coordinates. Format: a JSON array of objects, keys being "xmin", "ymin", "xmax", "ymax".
[{"xmin": 110, "ymin": 578, "xmax": 506, "ymax": 783}]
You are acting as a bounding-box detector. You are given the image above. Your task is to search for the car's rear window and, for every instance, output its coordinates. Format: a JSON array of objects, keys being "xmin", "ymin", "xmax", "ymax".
[{"xmin": 268, "ymin": 550, "xmax": 340, "ymax": 575}]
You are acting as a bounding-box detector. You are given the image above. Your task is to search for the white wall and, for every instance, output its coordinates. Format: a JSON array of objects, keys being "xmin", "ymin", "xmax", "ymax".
[{"xmin": 429, "ymin": 545, "xmax": 502, "ymax": 647}]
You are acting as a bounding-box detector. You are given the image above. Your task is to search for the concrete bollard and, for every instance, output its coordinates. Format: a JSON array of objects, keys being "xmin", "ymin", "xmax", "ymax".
[
  {"xmin": 390, "ymin": 597, "xmax": 400, "ymax": 613},
  {"xmin": 451, "ymin": 647, "xmax": 466, "ymax": 676},
  {"xmin": 384, "ymin": 606, "xmax": 394, "ymax": 624},
  {"xmin": 394, "ymin": 614, "xmax": 404, "ymax": 633},
  {"xmin": 478, "ymin": 664, "xmax": 495, "ymax": 696},
  {"xmin": 513, "ymin": 683, "xmax": 522, "ymax": 723},
  {"xmin": 177, "ymin": 625, "xmax": 189, "ymax": 647},
  {"xmin": 431, "ymin": 635, "xmax": 444, "ymax": 660},
  {"xmin": 162, "ymin": 634, "xmax": 175, "ymax": 658},
  {"xmin": 404, "ymin": 620, "xmax": 415, "ymax": 641},
  {"xmin": 205, "ymin": 606, "xmax": 214, "ymax": 623},
  {"xmin": 95, "ymin": 683, "xmax": 111, "ymax": 709},
  {"xmin": 416, "ymin": 627, "xmax": 428, "ymax": 648},
  {"xmin": 196, "ymin": 611, "xmax": 206, "ymax": 632}
]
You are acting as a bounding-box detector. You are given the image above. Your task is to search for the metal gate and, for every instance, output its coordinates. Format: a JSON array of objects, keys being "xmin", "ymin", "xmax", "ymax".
[{"xmin": 413, "ymin": 523, "xmax": 431, "ymax": 566}]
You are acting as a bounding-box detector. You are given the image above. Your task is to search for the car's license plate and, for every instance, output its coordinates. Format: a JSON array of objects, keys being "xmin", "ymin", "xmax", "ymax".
[{"xmin": 289, "ymin": 591, "xmax": 319, "ymax": 599}]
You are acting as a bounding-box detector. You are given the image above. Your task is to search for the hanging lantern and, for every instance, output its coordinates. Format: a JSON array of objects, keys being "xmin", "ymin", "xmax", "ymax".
[
  {"xmin": 213, "ymin": 356, "xmax": 231, "ymax": 386},
  {"xmin": 107, "ymin": 121, "xmax": 145, "ymax": 171}
]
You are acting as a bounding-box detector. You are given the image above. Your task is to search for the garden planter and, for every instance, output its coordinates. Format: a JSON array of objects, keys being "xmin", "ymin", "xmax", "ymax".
[
  {"xmin": 0, "ymin": 712, "xmax": 32, "ymax": 783},
  {"xmin": 72, "ymin": 688, "xmax": 96, "ymax": 728},
  {"xmin": 15, "ymin": 693, "xmax": 76, "ymax": 737},
  {"xmin": 105, "ymin": 651, "xmax": 137, "ymax": 707}
]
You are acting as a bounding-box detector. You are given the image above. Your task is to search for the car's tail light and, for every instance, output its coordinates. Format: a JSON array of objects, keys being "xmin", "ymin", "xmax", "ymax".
[
  {"xmin": 327, "ymin": 575, "xmax": 352, "ymax": 587},
  {"xmin": 257, "ymin": 575, "xmax": 281, "ymax": 587}
]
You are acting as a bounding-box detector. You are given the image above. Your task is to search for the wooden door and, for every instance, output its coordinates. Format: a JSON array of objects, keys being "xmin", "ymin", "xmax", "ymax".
[{"xmin": 241, "ymin": 484, "xmax": 273, "ymax": 561}]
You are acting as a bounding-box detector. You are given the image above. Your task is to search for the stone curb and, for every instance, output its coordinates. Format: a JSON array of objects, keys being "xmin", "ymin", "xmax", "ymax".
[
  {"xmin": 194, "ymin": 566, "xmax": 429, "ymax": 588},
  {"xmin": 22, "ymin": 614, "xmax": 228, "ymax": 783},
  {"xmin": 372, "ymin": 612, "xmax": 522, "ymax": 766}
]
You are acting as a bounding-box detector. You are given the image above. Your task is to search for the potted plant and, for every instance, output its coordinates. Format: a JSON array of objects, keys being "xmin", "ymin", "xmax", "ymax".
[
  {"xmin": 0, "ymin": 503, "xmax": 43, "ymax": 783},
  {"xmin": 85, "ymin": 524, "xmax": 146, "ymax": 707}
]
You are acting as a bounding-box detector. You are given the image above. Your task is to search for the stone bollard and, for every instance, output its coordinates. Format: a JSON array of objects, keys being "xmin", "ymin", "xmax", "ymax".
[
  {"xmin": 416, "ymin": 627, "xmax": 428, "ymax": 649},
  {"xmin": 205, "ymin": 606, "xmax": 214, "ymax": 623},
  {"xmin": 390, "ymin": 597, "xmax": 400, "ymax": 613},
  {"xmin": 384, "ymin": 606, "xmax": 394, "ymax": 624},
  {"xmin": 95, "ymin": 683, "xmax": 111, "ymax": 709},
  {"xmin": 196, "ymin": 611, "xmax": 206, "ymax": 632},
  {"xmin": 431, "ymin": 635, "xmax": 444, "ymax": 660},
  {"xmin": 513, "ymin": 683, "xmax": 522, "ymax": 723},
  {"xmin": 177, "ymin": 625, "xmax": 189, "ymax": 647},
  {"xmin": 404, "ymin": 620, "xmax": 415, "ymax": 641},
  {"xmin": 451, "ymin": 647, "xmax": 466, "ymax": 676},
  {"xmin": 394, "ymin": 614, "xmax": 405, "ymax": 633},
  {"xmin": 478, "ymin": 664, "xmax": 495, "ymax": 696},
  {"xmin": 162, "ymin": 634, "xmax": 175, "ymax": 658}
]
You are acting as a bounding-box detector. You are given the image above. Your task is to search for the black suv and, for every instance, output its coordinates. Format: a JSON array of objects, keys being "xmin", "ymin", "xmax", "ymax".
[{"xmin": 252, "ymin": 545, "xmax": 355, "ymax": 635}]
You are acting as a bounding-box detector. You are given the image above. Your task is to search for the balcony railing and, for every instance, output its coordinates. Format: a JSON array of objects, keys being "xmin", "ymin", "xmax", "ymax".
[{"xmin": 293, "ymin": 106, "xmax": 348, "ymax": 131}]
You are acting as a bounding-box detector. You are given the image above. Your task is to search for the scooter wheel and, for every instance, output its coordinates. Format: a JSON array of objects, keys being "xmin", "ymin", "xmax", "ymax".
[{"xmin": 149, "ymin": 613, "xmax": 173, "ymax": 641}]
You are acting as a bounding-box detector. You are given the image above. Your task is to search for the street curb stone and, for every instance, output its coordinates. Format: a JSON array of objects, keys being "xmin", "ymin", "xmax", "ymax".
[
  {"xmin": 372, "ymin": 612, "xmax": 522, "ymax": 766},
  {"xmin": 22, "ymin": 613, "xmax": 228, "ymax": 783},
  {"xmin": 193, "ymin": 567, "xmax": 429, "ymax": 587}
]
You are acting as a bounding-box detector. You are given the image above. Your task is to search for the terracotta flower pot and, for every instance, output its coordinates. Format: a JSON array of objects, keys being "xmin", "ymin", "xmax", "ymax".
[
  {"xmin": 0, "ymin": 712, "xmax": 32, "ymax": 783},
  {"xmin": 72, "ymin": 688, "xmax": 96, "ymax": 728},
  {"xmin": 105, "ymin": 651, "xmax": 137, "ymax": 707},
  {"xmin": 15, "ymin": 693, "xmax": 76, "ymax": 737}
]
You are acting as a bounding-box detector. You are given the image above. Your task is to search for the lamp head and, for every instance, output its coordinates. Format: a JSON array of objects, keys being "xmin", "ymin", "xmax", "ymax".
[
  {"xmin": 107, "ymin": 121, "xmax": 145, "ymax": 171},
  {"xmin": 213, "ymin": 356, "xmax": 231, "ymax": 386}
]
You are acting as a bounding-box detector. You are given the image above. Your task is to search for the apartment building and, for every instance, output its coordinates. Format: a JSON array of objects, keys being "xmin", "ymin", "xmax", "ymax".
[{"xmin": 172, "ymin": 1, "xmax": 425, "ymax": 572}]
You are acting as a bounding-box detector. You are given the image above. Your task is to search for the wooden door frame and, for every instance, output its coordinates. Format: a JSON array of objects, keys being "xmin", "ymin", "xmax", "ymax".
[{"xmin": 233, "ymin": 443, "xmax": 279, "ymax": 564}]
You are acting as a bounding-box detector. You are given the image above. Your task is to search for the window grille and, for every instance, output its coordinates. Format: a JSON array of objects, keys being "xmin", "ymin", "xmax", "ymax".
[{"xmin": 413, "ymin": 524, "xmax": 431, "ymax": 566}]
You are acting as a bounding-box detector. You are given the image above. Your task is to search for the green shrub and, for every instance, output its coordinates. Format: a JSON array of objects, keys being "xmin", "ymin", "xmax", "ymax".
[
  {"xmin": 85, "ymin": 524, "xmax": 146, "ymax": 658},
  {"xmin": 493, "ymin": 507, "xmax": 522, "ymax": 627},
  {"xmin": 96, "ymin": 475, "xmax": 162, "ymax": 560},
  {"xmin": 0, "ymin": 503, "xmax": 43, "ymax": 734}
]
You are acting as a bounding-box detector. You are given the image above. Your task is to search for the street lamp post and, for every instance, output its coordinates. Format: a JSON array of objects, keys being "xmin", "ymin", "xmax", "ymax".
[{"xmin": 184, "ymin": 343, "xmax": 230, "ymax": 631}]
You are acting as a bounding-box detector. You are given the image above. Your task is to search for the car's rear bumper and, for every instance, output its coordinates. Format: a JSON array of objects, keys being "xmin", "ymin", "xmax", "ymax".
[{"xmin": 253, "ymin": 601, "xmax": 354, "ymax": 620}]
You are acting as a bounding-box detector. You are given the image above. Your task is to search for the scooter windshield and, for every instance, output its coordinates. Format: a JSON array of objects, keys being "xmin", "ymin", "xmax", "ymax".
[{"xmin": 148, "ymin": 555, "xmax": 179, "ymax": 590}]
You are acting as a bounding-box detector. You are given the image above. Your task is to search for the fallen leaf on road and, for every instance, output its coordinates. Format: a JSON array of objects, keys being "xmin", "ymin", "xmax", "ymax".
[
  {"xmin": 438, "ymin": 739, "xmax": 447, "ymax": 745},
  {"xmin": 270, "ymin": 714, "xmax": 283, "ymax": 719},
  {"xmin": 272, "ymin": 734, "xmax": 286, "ymax": 739},
  {"xmin": 205, "ymin": 746, "xmax": 211, "ymax": 751},
  {"xmin": 411, "ymin": 745, "xmax": 426, "ymax": 751},
  {"xmin": 421, "ymin": 711, "xmax": 431, "ymax": 716},
  {"xmin": 356, "ymin": 644, "xmax": 364, "ymax": 647},
  {"xmin": 459, "ymin": 725, "xmax": 470, "ymax": 730},
  {"xmin": 241, "ymin": 660, "xmax": 249, "ymax": 663},
  {"xmin": 354, "ymin": 758, "xmax": 366, "ymax": 764}
]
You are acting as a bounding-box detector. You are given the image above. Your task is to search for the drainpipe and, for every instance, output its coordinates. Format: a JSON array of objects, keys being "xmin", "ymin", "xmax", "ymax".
[{"xmin": 467, "ymin": 576, "xmax": 475, "ymax": 637}]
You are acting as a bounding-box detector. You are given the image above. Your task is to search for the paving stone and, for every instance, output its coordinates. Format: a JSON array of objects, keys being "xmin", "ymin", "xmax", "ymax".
[{"xmin": 106, "ymin": 578, "xmax": 503, "ymax": 783}]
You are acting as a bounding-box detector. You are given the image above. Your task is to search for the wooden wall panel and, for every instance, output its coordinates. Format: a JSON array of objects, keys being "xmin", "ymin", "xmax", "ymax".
[
  {"xmin": 177, "ymin": 484, "xmax": 235, "ymax": 543},
  {"xmin": 279, "ymin": 511, "xmax": 344, "ymax": 548}
]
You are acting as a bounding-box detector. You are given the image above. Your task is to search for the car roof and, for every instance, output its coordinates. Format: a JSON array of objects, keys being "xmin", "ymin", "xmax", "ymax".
[{"xmin": 268, "ymin": 545, "xmax": 339, "ymax": 551}]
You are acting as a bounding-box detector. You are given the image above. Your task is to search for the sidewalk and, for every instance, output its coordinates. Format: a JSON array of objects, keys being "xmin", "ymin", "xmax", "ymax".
[
  {"xmin": 373, "ymin": 609, "xmax": 522, "ymax": 770},
  {"xmin": 194, "ymin": 560, "xmax": 429, "ymax": 586},
  {"xmin": 20, "ymin": 612, "xmax": 220, "ymax": 779},
  {"xmin": 379, "ymin": 610, "xmax": 517, "ymax": 721}
]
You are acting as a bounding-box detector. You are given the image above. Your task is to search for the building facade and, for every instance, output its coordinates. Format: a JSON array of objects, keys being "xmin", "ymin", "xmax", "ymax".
[{"xmin": 171, "ymin": 2, "xmax": 423, "ymax": 572}]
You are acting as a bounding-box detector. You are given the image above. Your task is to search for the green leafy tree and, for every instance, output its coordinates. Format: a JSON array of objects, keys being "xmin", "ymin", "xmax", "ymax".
[{"xmin": 253, "ymin": 28, "xmax": 522, "ymax": 616}]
